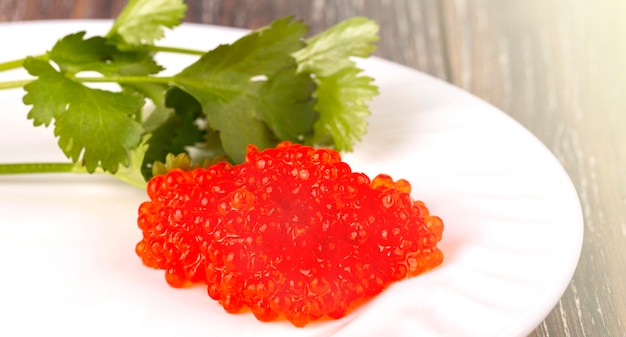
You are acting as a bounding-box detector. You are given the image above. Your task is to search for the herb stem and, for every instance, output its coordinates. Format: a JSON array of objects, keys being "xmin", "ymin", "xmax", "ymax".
[
  {"xmin": 0, "ymin": 79, "xmax": 32, "ymax": 90},
  {"xmin": 76, "ymin": 75, "xmax": 175, "ymax": 85},
  {"xmin": 0, "ymin": 54, "xmax": 48, "ymax": 72},
  {"xmin": 0, "ymin": 163, "xmax": 84, "ymax": 175},
  {"xmin": 0, "ymin": 75, "xmax": 175, "ymax": 90},
  {"xmin": 144, "ymin": 45, "xmax": 206, "ymax": 56},
  {"xmin": 0, "ymin": 58, "xmax": 25, "ymax": 72}
]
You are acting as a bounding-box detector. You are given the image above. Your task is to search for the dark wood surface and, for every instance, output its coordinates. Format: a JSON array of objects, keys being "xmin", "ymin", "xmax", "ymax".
[{"xmin": 1, "ymin": 1, "xmax": 625, "ymax": 336}]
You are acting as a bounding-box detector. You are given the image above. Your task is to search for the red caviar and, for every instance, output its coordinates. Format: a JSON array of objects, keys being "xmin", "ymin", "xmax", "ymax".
[{"xmin": 136, "ymin": 142, "xmax": 444, "ymax": 327}]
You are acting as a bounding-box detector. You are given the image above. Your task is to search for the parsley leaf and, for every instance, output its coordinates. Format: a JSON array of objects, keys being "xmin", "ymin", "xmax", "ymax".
[
  {"xmin": 294, "ymin": 17, "xmax": 379, "ymax": 77},
  {"xmin": 22, "ymin": 60, "xmax": 67, "ymax": 127},
  {"xmin": 203, "ymin": 95, "xmax": 277, "ymax": 163},
  {"xmin": 309, "ymin": 67, "xmax": 378, "ymax": 151},
  {"xmin": 172, "ymin": 17, "xmax": 312, "ymax": 162},
  {"xmin": 22, "ymin": 58, "xmax": 144, "ymax": 173},
  {"xmin": 294, "ymin": 17, "xmax": 380, "ymax": 151},
  {"xmin": 48, "ymin": 31, "xmax": 167, "ymax": 131},
  {"xmin": 256, "ymin": 66, "xmax": 317, "ymax": 141},
  {"xmin": 107, "ymin": 0, "xmax": 187, "ymax": 47},
  {"xmin": 141, "ymin": 87, "xmax": 204, "ymax": 179},
  {"xmin": 49, "ymin": 32, "xmax": 162, "ymax": 76},
  {"xmin": 113, "ymin": 135, "xmax": 152, "ymax": 188}
]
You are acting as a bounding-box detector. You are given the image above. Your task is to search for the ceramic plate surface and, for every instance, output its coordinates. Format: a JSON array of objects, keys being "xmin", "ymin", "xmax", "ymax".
[{"xmin": 0, "ymin": 20, "xmax": 583, "ymax": 337}]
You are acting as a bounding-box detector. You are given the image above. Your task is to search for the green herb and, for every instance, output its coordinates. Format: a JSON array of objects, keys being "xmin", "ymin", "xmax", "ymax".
[
  {"xmin": 0, "ymin": 0, "xmax": 379, "ymax": 187},
  {"xmin": 293, "ymin": 17, "xmax": 379, "ymax": 150}
]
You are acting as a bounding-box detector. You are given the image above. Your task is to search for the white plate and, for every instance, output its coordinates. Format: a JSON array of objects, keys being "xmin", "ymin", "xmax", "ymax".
[{"xmin": 0, "ymin": 20, "xmax": 583, "ymax": 337}]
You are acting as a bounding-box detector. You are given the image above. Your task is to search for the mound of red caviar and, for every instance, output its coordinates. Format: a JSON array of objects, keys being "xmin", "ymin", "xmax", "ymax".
[{"xmin": 136, "ymin": 142, "xmax": 444, "ymax": 327}]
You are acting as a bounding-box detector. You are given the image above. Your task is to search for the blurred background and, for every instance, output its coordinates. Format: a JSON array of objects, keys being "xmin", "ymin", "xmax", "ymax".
[{"xmin": 1, "ymin": 1, "xmax": 625, "ymax": 336}]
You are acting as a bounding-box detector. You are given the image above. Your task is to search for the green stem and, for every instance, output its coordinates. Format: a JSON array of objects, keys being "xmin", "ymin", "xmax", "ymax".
[
  {"xmin": 0, "ymin": 44, "xmax": 202, "ymax": 74},
  {"xmin": 0, "ymin": 163, "xmax": 85, "ymax": 175},
  {"xmin": 75, "ymin": 75, "xmax": 175, "ymax": 85},
  {"xmin": 0, "ymin": 79, "xmax": 32, "ymax": 90},
  {"xmin": 0, "ymin": 162, "xmax": 146, "ymax": 188},
  {"xmin": 143, "ymin": 45, "xmax": 206, "ymax": 56},
  {"xmin": 0, "ymin": 53, "xmax": 48, "ymax": 72},
  {"xmin": 0, "ymin": 58, "xmax": 25, "ymax": 72},
  {"xmin": 0, "ymin": 75, "xmax": 176, "ymax": 91}
]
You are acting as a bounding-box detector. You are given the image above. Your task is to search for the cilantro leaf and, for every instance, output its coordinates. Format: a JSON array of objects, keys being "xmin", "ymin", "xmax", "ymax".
[
  {"xmin": 176, "ymin": 17, "xmax": 307, "ymax": 85},
  {"xmin": 135, "ymin": 83, "xmax": 173, "ymax": 132},
  {"xmin": 309, "ymin": 67, "xmax": 378, "ymax": 151},
  {"xmin": 49, "ymin": 31, "xmax": 166, "ymax": 136},
  {"xmin": 256, "ymin": 66, "xmax": 317, "ymax": 141},
  {"xmin": 201, "ymin": 93, "xmax": 276, "ymax": 163},
  {"xmin": 293, "ymin": 17, "xmax": 379, "ymax": 151},
  {"xmin": 22, "ymin": 60, "xmax": 68, "ymax": 127},
  {"xmin": 114, "ymin": 135, "xmax": 152, "ymax": 188},
  {"xmin": 294, "ymin": 17, "xmax": 379, "ymax": 77},
  {"xmin": 49, "ymin": 32, "xmax": 162, "ymax": 76},
  {"xmin": 172, "ymin": 17, "xmax": 310, "ymax": 162},
  {"xmin": 107, "ymin": 0, "xmax": 187, "ymax": 47},
  {"xmin": 22, "ymin": 58, "xmax": 144, "ymax": 173},
  {"xmin": 141, "ymin": 88, "xmax": 204, "ymax": 180}
]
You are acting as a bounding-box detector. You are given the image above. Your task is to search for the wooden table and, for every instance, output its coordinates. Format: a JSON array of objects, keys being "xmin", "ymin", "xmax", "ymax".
[{"xmin": 1, "ymin": 1, "xmax": 624, "ymax": 336}]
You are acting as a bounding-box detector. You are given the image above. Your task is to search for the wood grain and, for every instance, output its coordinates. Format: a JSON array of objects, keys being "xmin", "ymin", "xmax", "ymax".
[
  {"xmin": 437, "ymin": 2, "xmax": 626, "ymax": 335},
  {"xmin": 0, "ymin": 1, "xmax": 624, "ymax": 336}
]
